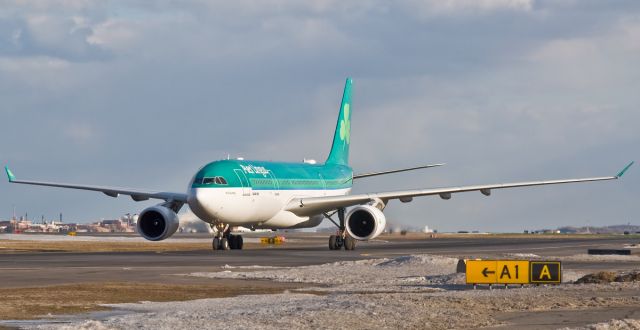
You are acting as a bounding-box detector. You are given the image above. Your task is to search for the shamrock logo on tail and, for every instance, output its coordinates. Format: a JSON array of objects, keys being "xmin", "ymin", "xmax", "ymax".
[{"xmin": 339, "ymin": 104, "xmax": 350, "ymax": 147}]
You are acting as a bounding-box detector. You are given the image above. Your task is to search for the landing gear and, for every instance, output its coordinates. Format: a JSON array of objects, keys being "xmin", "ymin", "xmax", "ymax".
[
  {"xmin": 211, "ymin": 224, "xmax": 244, "ymax": 251},
  {"xmin": 325, "ymin": 208, "xmax": 356, "ymax": 251},
  {"xmin": 344, "ymin": 236, "xmax": 356, "ymax": 250},
  {"xmin": 229, "ymin": 234, "xmax": 243, "ymax": 250}
]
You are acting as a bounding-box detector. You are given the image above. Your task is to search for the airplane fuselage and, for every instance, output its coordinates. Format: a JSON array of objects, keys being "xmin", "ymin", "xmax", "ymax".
[{"xmin": 187, "ymin": 160, "xmax": 353, "ymax": 229}]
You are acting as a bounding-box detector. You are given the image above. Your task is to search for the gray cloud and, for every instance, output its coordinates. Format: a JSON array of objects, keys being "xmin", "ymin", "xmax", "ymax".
[{"xmin": 0, "ymin": 0, "xmax": 637, "ymax": 231}]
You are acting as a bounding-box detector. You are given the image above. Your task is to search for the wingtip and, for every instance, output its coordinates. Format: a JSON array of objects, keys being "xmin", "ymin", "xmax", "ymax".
[
  {"xmin": 5, "ymin": 165, "xmax": 15, "ymax": 182},
  {"xmin": 616, "ymin": 161, "xmax": 634, "ymax": 178}
]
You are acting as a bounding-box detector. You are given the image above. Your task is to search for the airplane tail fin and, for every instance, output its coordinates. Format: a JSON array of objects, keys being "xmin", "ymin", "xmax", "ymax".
[{"xmin": 325, "ymin": 78, "xmax": 353, "ymax": 165}]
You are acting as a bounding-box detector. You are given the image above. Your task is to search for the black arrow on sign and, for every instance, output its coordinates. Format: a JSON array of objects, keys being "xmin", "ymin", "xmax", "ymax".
[{"xmin": 482, "ymin": 267, "xmax": 495, "ymax": 277}]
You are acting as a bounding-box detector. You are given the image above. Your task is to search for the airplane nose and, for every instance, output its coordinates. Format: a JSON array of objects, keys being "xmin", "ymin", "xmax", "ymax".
[{"xmin": 188, "ymin": 188, "xmax": 208, "ymax": 218}]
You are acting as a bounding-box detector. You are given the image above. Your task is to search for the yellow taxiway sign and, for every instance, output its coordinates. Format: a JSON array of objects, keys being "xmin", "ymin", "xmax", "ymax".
[{"xmin": 466, "ymin": 260, "xmax": 529, "ymax": 284}]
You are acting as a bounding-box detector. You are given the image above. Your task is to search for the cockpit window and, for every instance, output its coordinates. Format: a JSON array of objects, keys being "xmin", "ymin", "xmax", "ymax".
[
  {"xmin": 193, "ymin": 177, "xmax": 203, "ymax": 185},
  {"xmin": 202, "ymin": 177, "xmax": 228, "ymax": 185}
]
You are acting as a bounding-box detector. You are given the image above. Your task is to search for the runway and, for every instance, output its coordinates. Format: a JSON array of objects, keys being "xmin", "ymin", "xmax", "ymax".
[{"xmin": 1, "ymin": 235, "xmax": 637, "ymax": 288}]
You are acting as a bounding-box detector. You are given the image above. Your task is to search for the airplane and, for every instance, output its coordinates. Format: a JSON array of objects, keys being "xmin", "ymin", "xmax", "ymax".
[{"xmin": 4, "ymin": 78, "xmax": 634, "ymax": 251}]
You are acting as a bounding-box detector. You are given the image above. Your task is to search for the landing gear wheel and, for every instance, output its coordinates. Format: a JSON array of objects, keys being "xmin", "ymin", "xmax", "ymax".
[
  {"xmin": 344, "ymin": 236, "xmax": 356, "ymax": 250},
  {"xmin": 229, "ymin": 234, "xmax": 237, "ymax": 249},
  {"xmin": 236, "ymin": 235, "xmax": 244, "ymax": 250},
  {"xmin": 329, "ymin": 235, "xmax": 337, "ymax": 250},
  {"xmin": 220, "ymin": 237, "xmax": 230, "ymax": 250},
  {"xmin": 226, "ymin": 234, "xmax": 244, "ymax": 250},
  {"xmin": 212, "ymin": 237, "xmax": 220, "ymax": 251}
]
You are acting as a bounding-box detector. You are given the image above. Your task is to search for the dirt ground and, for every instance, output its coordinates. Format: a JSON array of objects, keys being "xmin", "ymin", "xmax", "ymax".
[{"xmin": 0, "ymin": 281, "xmax": 305, "ymax": 321}]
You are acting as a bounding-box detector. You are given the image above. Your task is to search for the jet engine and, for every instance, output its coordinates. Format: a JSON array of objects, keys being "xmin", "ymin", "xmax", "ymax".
[
  {"xmin": 136, "ymin": 205, "xmax": 180, "ymax": 241},
  {"xmin": 345, "ymin": 205, "xmax": 387, "ymax": 240}
]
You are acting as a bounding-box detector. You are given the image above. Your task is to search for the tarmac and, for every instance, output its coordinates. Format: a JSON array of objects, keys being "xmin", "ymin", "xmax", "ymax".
[{"xmin": 1, "ymin": 234, "xmax": 638, "ymax": 288}]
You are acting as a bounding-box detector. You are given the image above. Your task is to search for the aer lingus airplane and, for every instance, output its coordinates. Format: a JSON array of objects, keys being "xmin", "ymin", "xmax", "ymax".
[{"xmin": 4, "ymin": 78, "xmax": 634, "ymax": 251}]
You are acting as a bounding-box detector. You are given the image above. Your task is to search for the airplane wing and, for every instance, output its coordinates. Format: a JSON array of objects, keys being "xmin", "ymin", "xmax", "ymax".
[
  {"xmin": 285, "ymin": 162, "xmax": 634, "ymax": 217},
  {"xmin": 353, "ymin": 163, "xmax": 445, "ymax": 179},
  {"xmin": 4, "ymin": 166, "xmax": 188, "ymax": 203}
]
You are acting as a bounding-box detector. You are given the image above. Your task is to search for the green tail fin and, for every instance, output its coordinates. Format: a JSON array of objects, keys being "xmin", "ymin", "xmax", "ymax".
[
  {"xmin": 326, "ymin": 78, "xmax": 353, "ymax": 165},
  {"xmin": 5, "ymin": 166, "xmax": 15, "ymax": 182}
]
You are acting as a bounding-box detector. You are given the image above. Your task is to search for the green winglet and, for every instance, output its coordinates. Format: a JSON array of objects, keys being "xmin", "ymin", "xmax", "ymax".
[
  {"xmin": 5, "ymin": 166, "xmax": 15, "ymax": 182},
  {"xmin": 616, "ymin": 161, "xmax": 634, "ymax": 178}
]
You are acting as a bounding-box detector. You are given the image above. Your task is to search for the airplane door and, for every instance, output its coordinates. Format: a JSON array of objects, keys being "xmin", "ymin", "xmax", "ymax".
[{"xmin": 234, "ymin": 169, "xmax": 251, "ymax": 196}]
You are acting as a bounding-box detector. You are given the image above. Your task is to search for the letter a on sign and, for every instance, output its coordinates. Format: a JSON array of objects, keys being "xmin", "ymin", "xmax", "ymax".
[
  {"xmin": 539, "ymin": 265, "xmax": 551, "ymax": 280},
  {"xmin": 530, "ymin": 261, "xmax": 561, "ymax": 284},
  {"xmin": 500, "ymin": 265, "xmax": 511, "ymax": 279}
]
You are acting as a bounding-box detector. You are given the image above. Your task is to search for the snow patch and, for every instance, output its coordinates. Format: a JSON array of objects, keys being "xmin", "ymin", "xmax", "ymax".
[{"xmin": 186, "ymin": 254, "xmax": 459, "ymax": 291}]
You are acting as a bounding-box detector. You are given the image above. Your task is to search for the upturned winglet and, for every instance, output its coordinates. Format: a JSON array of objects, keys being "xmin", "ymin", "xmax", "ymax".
[
  {"xmin": 616, "ymin": 161, "xmax": 634, "ymax": 178},
  {"xmin": 5, "ymin": 166, "xmax": 15, "ymax": 182}
]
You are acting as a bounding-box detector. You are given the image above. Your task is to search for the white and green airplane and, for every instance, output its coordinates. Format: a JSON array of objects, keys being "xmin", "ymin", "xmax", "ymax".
[{"xmin": 4, "ymin": 78, "xmax": 634, "ymax": 251}]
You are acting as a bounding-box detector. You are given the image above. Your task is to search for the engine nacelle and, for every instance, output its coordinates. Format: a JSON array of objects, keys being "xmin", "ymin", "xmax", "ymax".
[
  {"xmin": 345, "ymin": 205, "xmax": 387, "ymax": 240},
  {"xmin": 136, "ymin": 205, "xmax": 180, "ymax": 241}
]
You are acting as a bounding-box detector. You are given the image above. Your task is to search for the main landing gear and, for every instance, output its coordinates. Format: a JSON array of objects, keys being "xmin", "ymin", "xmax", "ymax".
[
  {"xmin": 211, "ymin": 224, "xmax": 244, "ymax": 251},
  {"xmin": 325, "ymin": 208, "xmax": 356, "ymax": 251}
]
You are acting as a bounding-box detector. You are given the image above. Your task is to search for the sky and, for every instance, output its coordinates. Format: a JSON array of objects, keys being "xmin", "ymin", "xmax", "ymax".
[{"xmin": 0, "ymin": 0, "xmax": 638, "ymax": 232}]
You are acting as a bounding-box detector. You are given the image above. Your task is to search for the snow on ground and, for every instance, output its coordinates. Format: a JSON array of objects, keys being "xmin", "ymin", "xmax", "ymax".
[
  {"xmin": 31, "ymin": 283, "xmax": 640, "ymax": 330},
  {"xmin": 504, "ymin": 253, "xmax": 541, "ymax": 258},
  {"xmin": 189, "ymin": 254, "xmax": 462, "ymax": 292},
  {"xmin": 560, "ymin": 318, "xmax": 640, "ymax": 330},
  {"xmin": 189, "ymin": 252, "xmax": 634, "ymax": 286},
  {"xmin": 556, "ymin": 254, "xmax": 640, "ymax": 262},
  {"xmin": 21, "ymin": 253, "xmax": 640, "ymax": 329}
]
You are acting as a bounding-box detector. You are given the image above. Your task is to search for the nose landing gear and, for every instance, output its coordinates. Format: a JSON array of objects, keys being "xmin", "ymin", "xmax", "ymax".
[
  {"xmin": 211, "ymin": 223, "xmax": 244, "ymax": 251},
  {"xmin": 325, "ymin": 208, "xmax": 356, "ymax": 251}
]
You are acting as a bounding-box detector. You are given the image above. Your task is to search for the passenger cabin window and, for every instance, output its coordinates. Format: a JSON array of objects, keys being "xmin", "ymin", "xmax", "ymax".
[{"xmin": 203, "ymin": 177, "xmax": 228, "ymax": 185}]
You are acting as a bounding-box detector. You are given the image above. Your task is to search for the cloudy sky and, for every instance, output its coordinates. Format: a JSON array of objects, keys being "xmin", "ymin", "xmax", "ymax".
[{"xmin": 1, "ymin": 0, "xmax": 638, "ymax": 232}]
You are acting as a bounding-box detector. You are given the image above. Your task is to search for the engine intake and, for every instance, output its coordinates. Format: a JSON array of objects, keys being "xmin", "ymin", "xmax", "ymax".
[
  {"xmin": 137, "ymin": 205, "xmax": 180, "ymax": 241},
  {"xmin": 345, "ymin": 205, "xmax": 387, "ymax": 240}
]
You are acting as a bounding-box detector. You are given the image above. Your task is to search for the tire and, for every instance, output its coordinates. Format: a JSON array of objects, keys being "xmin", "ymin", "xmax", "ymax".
[
  {"xmin": 228, "ymin": 235, "xmax": 237, "ymax": 250},
  {"xmin": 237, "ymin": 235, "xmax": 244, "ymax": 250},
  {"xmin": 212, "ymin": 237, "xmax": 220, "ymax": 251},
  {"xmin": 220, "ymin": 237, "xmax": 230, "ymax": 250},
  {"xmin": 344, "ymin": 237, "xmax": 356, "ymax": 251},
  {"xmin": 329, "ymin": 235, "xmax": 337, "ymax": 250}
]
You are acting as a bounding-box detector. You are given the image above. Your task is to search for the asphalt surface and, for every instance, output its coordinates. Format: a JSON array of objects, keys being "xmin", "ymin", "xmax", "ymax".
[{"xmin": 0, "ymin": 235, "xmax": 638, "ymax": 288}]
